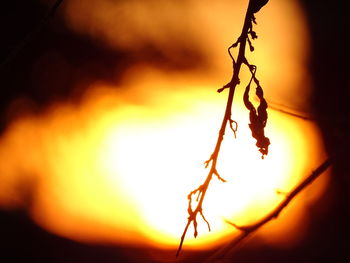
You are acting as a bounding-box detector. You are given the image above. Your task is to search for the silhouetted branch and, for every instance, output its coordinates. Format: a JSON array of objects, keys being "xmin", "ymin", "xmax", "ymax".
[
  {"xmin": 176, "ymin": 0, "xmax": 270, "ymax": 257},
  {"xmin": 205, "ymin": 158, "xmax": 332, "ymax": 262},
  {"xmin": 0, "ymin": 0, "xmax": 64, "ymax": 70}
]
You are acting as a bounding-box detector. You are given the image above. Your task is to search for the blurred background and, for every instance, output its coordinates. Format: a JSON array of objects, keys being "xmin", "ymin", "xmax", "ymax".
[{"xmin": 0, "ymin": 0, "xmax": 349, "ymax": 262}]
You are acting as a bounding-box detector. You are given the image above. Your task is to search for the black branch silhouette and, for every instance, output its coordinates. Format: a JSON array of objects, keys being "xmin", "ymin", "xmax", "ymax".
[
  {"xmin": 176, "ymin": 0, "xmax": 270, "ymax": 257},
  {"xmin": 205, "ymin": 157, "xmax": 332, "ymax": 262}
]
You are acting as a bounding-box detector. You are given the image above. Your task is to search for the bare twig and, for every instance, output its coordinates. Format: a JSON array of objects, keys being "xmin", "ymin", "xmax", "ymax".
[
  {"xmin": 176, "ymin": 0, "xmax": 270, "ymax": 257},
  {"xmin": 206, "ymin": 158, "xmax": 332, "ymax": 262},
  {"xmin": 0, "ymin": 0, "xmax": 65, "ymax": 70}
]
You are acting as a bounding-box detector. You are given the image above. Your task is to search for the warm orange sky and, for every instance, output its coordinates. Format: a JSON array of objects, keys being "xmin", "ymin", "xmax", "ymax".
[{"xmin": 1, "ymin": 0, "xmax": 347, "ymax": 262}]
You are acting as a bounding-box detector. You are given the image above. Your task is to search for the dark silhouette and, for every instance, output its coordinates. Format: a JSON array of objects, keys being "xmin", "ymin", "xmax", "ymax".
[
  {"xmin": 177, "ymin": 0, "xmax": 271, "ymax": 256},
  {"xmin": 0, "ymin": 0, "xmax": 349, "ymax": 262}
]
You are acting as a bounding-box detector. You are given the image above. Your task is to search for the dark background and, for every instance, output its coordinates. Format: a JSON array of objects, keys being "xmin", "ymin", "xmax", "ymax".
[{"xmin": 0, "ymin": 0, "xmax": 349, "ymax": 262}]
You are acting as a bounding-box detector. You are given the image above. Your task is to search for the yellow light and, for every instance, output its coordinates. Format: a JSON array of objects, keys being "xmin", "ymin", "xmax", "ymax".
[
  {"xmin": 0, "ymin": 78, "xmax": 327, "ymax": 250},
  {"xmin": 0, "ymin": 0, "xmax": 329, "ymax": 253}
]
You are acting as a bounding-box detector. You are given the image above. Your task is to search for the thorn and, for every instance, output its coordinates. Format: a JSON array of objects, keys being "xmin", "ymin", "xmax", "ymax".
[
  {"xmin": 218, "ymin": 83, "xmax": 231, "ymax": 93},
  {"xmin": 225, "ymin": 219, "xmax": 251, "ymax": 232},
  {"xmin": 214, "ymin": 169, "xmax": 226, "ymax": 182},
  {"xmin": 217, "ymin": 87, "xmax": 225, "ymax": 93}
]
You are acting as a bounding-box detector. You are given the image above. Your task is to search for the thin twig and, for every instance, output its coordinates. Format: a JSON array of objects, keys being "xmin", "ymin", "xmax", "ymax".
[
  {"xmin": 0, "ymin": 0, "xmax": 65, "ymax": 70},
  {"xmin": 205, "ymin": 158, "xmax": 332, "ymax": 262},
  {"xmin": 176, "ymin": 0, "xmax": 270, "ymax": 257}
]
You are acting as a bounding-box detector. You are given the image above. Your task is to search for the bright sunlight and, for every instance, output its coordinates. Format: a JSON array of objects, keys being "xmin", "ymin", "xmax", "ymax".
[{"xmin": 0, "ymin": 0, "xmax": 328, "ymax": 252}]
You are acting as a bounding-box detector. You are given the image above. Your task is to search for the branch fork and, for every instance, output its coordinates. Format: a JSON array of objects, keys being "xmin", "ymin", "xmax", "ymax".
[{"xmin": 176, "ymin": 0, "xmax": 270, "ymax": 257}]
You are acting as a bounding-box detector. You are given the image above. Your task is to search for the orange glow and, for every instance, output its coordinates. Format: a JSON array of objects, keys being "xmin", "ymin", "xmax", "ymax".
[
  {"xmin": 1, "ymin": 0, "xmax": 328, "ymax": 253},
  {"xmin": 0, "ymin": 78, "xmax": 328, "ymax": 250}
]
